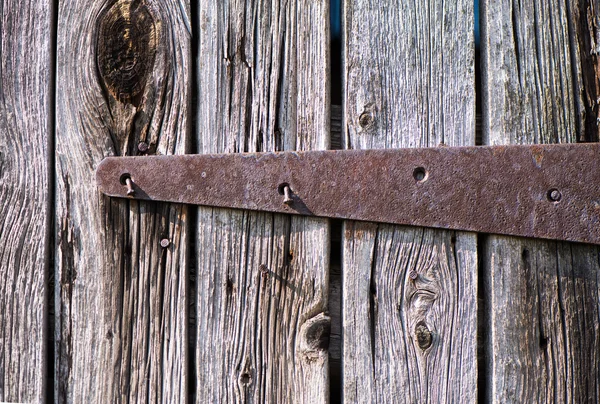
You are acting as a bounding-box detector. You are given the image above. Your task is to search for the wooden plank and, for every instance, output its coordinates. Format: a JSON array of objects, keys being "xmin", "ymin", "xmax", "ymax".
[
  {"xmin": 342, "ymin": 1, "xmax": 478, "ymax": 402},
  {"xmin": 55, "ymin": 0, "xmax": 190, "ymax": 401},
  {"xmin": 194, "ymin": 1, "xmax": 330, "ymax": 402},
  {"xmin": 0, "ymin": 0, "xmax": 52, "ymax": 401},
  {"xmin": 481, "ymin": 0, "xmax": 600, "ymax": 401}
]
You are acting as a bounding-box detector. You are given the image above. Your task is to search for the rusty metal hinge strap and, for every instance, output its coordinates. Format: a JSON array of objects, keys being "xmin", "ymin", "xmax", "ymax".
[{"xmin": 96, "ymin": 143, "xmax": 600, "ymax": 245}]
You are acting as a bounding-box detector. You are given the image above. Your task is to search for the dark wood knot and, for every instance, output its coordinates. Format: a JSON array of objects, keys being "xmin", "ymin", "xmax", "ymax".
[
  {"xmin": 299, "ymin": 312, "xmax": 331, "ymax": 360},
  {"xmin": 96, "ymin": 0, "xmax": 158, "ymax": 104},
  {"xmin": 415, "ymin": 321, "xmax": 433, "ymax": 350}
]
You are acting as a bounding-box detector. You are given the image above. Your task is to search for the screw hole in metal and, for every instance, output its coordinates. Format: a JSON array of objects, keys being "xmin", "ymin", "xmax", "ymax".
[
  {"xmin": 119, "ymin": 173, "xmax": 132, "ymax": 185},
  {"xmin": 120, "ymin": 173, "xmax": 135, "ymax": 196},
  {"xmin": 413, "ymin": 167, "xmax": 428, "ymax": 182},
  {"xmin": 278, "ymin": 182, "xmax": 290, "ymax": 195}
]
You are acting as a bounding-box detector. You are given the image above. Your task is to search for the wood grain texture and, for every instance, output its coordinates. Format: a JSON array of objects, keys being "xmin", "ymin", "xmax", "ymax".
[
  {"xmin": 482, "ymin": 1, "xmax": 600, "ymax": 401},
  {"xmin": 55, "ymin": 0, "xmax": 190, "ymax": 402},
  {"xmin": 194, "ymin": 1, "xmax": 330, "ymax": 402},
  {"xmin": 0, "ymin": 0, "xmax": 52, "ymax": 401},
  {"xmin": 342, "ymin": 1, "xmax": 478, "ymax": 402}
]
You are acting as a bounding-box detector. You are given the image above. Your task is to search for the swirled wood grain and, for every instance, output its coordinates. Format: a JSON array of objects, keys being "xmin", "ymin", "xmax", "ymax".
[{"xmin": 97, "ymin": 1, "xmax": 158, "ymax": 104}]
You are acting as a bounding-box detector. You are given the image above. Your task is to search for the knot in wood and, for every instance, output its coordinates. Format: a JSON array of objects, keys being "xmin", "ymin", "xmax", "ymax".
[
  {"xmin": 239, "ymin": 372, "xmax": 252, "ymax": 385},
  {"xmin": 359, "ymin": 111, "xmax": 374, "ymax": 128},
  {"xmin": 96, "ymin": 0, "xmax": 158, "ymax": 104},
  {"xmin": 415, "ymin": 321, "xmax": 433, "ymax": 350},
  {"xmin": 298, "ymin": 313, "xmax": 331, "ymax": 361},
  {"xmin": 358, "ymin": 103, "xmax": 376, "ymax": 129}
]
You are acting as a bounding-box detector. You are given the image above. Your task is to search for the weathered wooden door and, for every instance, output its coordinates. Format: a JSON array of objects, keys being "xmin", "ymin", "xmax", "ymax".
[{"xmin": 1, "ymin": 0, "xmax": 599, "ymax": 403}]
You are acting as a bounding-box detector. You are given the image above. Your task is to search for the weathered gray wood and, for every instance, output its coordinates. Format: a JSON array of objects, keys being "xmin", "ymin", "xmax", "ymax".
[
  {"xmin": 194, "ymin": 1, "xmax": 330, "ymax": 402},
  {"xmin": 482, "ymin": 1, "xmax": 600, "ymax": 401},
  {"xmin": 0, "ymin": 0, "xmax": 52, "ymax": 401},
  {"xmin": 55, "ymin": 0, "xmax": 190, "ymax": 402},
  {"xmin": 342, "ymin": 1, "xmax": 478, "ymax": 402}
]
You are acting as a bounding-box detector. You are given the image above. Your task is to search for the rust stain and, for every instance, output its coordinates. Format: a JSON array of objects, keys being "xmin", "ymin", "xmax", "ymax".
[{"xmin": 531, "ymin": 145, "xmax": 544, "ymax": 167}]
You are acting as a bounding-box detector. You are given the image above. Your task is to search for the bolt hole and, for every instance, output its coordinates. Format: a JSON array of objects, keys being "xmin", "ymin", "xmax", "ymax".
[
  {"xmin": 278, "ymin": 182, "xmax": 290, "ymax": 195},
  {"xmin": 119, "ymin": 173, "xmax": 131, "ymax": 185},
  {"xmin": 413, "ymin": 167, "xmax": 428, "ymax": 182}
]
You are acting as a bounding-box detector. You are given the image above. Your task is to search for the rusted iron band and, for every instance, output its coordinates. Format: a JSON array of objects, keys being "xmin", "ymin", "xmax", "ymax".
[{"xmin": 96, "ymin": 143, "xmax": 600, "ymax": 244}]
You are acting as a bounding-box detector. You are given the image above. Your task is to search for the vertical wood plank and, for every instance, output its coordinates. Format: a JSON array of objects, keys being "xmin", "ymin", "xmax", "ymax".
[
  {"xmin": 0, "ymin": 0, "xmax": 52, "ymax": 401},
  {"xmin": 194, "ymin": 1, "xmax": 330, "ymax": 402},
  {"xmin": 55, "ymin": 0, "xmax": 190, "ymax": 401},
  {"xmin": 482, "ymin": 1, "xmax": 600, "ymax": 401},
  {"xmin": 342, "ymin": 1, "xmax": 478, "ymax": 402}
]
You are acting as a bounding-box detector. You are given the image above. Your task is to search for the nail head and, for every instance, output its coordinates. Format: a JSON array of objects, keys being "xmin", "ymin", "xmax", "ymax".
[
  {"xmin": 283, "ymin": 185, "xmax": 293, "ymax": 205},
  {"xmin": 137, "ymin": 141, "xmax": 149, "ymax": 153},
  {"xmin": 548, "ymin": 189, "xmax": 561, "ymax": 202}
]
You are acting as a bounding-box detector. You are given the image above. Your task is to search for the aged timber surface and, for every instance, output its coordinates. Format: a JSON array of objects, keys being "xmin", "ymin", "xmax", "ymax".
[
  {"xmin": 342, "ymin": 0, "xmax": 478, "ymax": 402},
  {"xmin": 55, "ymin": 0, "xmax": 190, "ymax": 402},
  {"xmin": 194, "ymin": 1, "xmax": 330, "ymax": 402},
  {"xmin": 0, "ymin": 0, "xmax": 52, "ymax": 402},
  {"xmin": 482, "ymin": 0, "xmax": 600, "ymax": 402}
]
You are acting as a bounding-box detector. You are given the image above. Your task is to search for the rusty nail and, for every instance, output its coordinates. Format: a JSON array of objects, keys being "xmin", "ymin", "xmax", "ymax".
[
  {"xmin": 409, "ymin": 270, "xmax": 418, "ymax": 280},
  {"xmin": 283, "ymin": 185, "xmax": 293, "ymax": 205},
  {"xmin": 125, "ymin": 177, "xmax": 135, "ymax": 196},
  {"xmin": 138, "ymin": 141, "xmax": 149, "ymax": 153},
  {"xmin": 548, "ymin": 189, "xmax": 561, "ymax": 202},
  {"xmin": 160, "ymin": 238, "xmax": 170, "ymax": 248}
]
